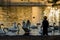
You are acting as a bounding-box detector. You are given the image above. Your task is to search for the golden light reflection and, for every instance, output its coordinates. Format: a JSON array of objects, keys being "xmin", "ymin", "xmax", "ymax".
[{"xmin": 47, "ymin": 7, "xmax": 60, "ymax": 26}]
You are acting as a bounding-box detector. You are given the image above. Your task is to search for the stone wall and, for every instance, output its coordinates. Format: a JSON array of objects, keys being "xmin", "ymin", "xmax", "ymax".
[{"xmin": 0, "ymin": 6, "xmax": 32, "ymax": 27}]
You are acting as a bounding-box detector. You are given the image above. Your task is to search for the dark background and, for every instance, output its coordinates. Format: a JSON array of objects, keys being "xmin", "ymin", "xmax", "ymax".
[{"xmin": 0, "ymin": 35, "xmax": 60, "ymax": 40}]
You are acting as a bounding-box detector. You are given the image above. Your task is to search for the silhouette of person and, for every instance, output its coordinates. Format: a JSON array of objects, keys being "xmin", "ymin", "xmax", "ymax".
[
  {"xmin": 22, "ymin": 21, "xmax": 26, "ymax": 29},
  {"xmin": 42, "ymin": 16, "xmax": 49, "ymax": 36},
  {"xmin": 17, "ymin": 23, "xmax": 21, "ymax": 34},
  {"xmin": 22, "ymin": 21, "xmax": 30, "ymax": 35},
  {"xmin": 26, "ymin": 20, "xmax": 31, "ymax": 29},
  {"xmin": 0, "ymin": 24, "xmax": 4, "ymax": 29},
  {"xmin": 13, "ymin": 22, "xmax": 17, "ymax": 28}
]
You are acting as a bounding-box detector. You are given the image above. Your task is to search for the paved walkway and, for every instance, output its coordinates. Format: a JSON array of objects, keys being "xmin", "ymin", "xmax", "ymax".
[
  {"xmin": 0, "ymin": 35, "xmax": 60, "ymax": 40},
  {"xmin": 0, "ymin": 26, "xmax": 60, "ymax": 36}
]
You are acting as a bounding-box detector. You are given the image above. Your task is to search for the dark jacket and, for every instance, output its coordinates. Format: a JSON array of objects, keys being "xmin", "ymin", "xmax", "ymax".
[{"xmin": 42, "ymin": 19, "xmax": 49, "ymax": 29}]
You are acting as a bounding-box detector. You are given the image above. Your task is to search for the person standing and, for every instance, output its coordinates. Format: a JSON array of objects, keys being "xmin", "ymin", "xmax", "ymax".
[
  {"xmin": 17, "ymin": 23, "xmax": 21, "ymax": 35},
  {"xmin": 26, "ymin": 20, "xmax": 31, "ymax": 29},
  {"xmin": 42, "ymin": 16, "xmax": 49, "ymax": 36},
  {"xmin": 13, "ymin": 22, "xmax": 17, "ymax": 28}
]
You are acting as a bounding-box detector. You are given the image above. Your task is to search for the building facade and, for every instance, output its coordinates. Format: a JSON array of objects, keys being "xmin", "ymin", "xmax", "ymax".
[{"xmin": 0, "ymin": 0, "xmax": 60, "ymax": 28}]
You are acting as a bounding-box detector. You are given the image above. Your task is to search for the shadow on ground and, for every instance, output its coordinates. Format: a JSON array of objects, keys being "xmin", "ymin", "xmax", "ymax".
[{"xmin": 0, "ymin": 35, "xmax": 60, "ymax": 40}]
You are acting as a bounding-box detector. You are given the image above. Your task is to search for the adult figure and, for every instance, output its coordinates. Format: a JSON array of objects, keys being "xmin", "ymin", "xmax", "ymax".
[
  {"xmin": 22, "ymin": 21, "xmax": 29, "ymax": 35},
  {"xmin": 26, "ymin": 20, "xmax": 31, "ymax": 29},
  {"xmin": 13, "ymin": 22, "xmax": 17, "ymax": 28},
  {"xmin": 42, "ymin": 16, "xmax": 49, "ymax": 36},
  {"xmin": 17, "ymin": 23, "xmax": 21, "ymax": 34}
]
